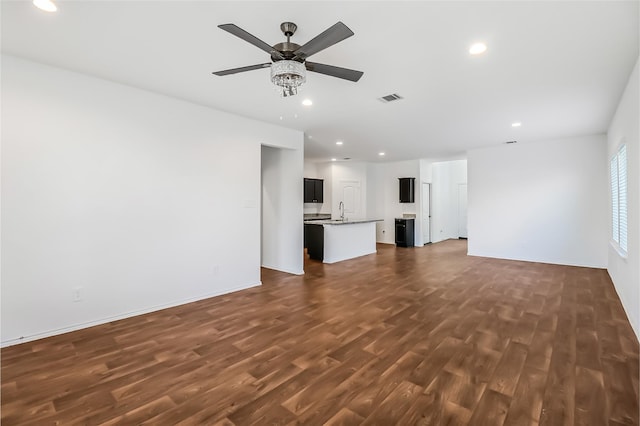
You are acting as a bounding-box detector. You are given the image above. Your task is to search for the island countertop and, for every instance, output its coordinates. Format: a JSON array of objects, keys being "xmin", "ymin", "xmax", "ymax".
[
  {"xmin": 304, "ymin": 219, "xmax": 381, "ymax": 263},
  {"xmin": 303, "ymin": 218, "xmax": 383, "ymax": 226}
]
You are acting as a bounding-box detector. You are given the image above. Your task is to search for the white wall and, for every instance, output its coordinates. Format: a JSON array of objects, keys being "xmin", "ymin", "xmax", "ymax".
[
  {"xmin": 303, "ymin": 161, "xmax": 322, "ymax": 215},
  {"xmin": 467, "ymin": 135, "xmax": 608, "ymax": 268},
  {"xmin": 369, "ymin": 160, "xmax": 422, "ymax": 245},
  {"xmin": 303, "ymin": 161, "xmax": 317, "ymax": 178},
  {"xmin": 1, "ymin": 55, "xmax": 303, "ymax": 346},
  {"xmin": 262, "ymin": 145, "xmax": 304, "ymax": 275},
  {"xmin": 317, "ymin": 162, "xmax": 333, "ymax": 214},
  {"xmin": 366, "ymin": 163, "xmax": 383, "ymax": 238},
  {"xmin": 607, "ymin": 57, "xmax": 639, "ymax": 339}
]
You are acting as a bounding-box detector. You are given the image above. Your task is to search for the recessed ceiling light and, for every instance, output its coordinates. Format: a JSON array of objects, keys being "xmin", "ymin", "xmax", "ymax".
[
  {"xmin": 302, "ymin": 99, "xmax": 313, "ymax": 106},
  {"xmin": 336, "ymin": 141, "xmax": 343, "ymax": 145},
  {"xmin": 279, "ymin": 116, "xmax": 283, "ymax": 120},
  {"xmin": 378, "ymin": 152, "xmax": 385, "ymax": 156},
  {"xmin": 33, "ymin": 0, "xmax": 57, "ymax": 11},
  {"xmin": 469, "ymin": 42, "xmax": 487, "ymax": 55},
  {"xmin": 512, "ymin": 122, "xmax": 522, "ymax": 127},
  {"xmin": 331, "ymin": 158, "xmax": 337, "ymax": 162}
]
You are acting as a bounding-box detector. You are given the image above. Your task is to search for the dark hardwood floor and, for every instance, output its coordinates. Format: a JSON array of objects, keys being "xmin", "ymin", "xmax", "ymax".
[{"xmin": 2, "ymin": 240, "xmax": 638, "ymax": 425}]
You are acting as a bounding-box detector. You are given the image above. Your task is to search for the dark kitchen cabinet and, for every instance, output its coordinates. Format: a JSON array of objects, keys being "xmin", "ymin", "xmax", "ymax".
[
  {"xmin": 395, "ymin": 218, "xmax": 415, "ymax": 247},
  {"xmin": 304, "ymin": 178, "xmax": 324, "ymax": 203},
  {"xmin": 305, "ymin": 224, "xmax": 324, "ymax": 260},
  {"xmin": 399, "ymin": 177, "xmax": 415, "ymax": 203}
]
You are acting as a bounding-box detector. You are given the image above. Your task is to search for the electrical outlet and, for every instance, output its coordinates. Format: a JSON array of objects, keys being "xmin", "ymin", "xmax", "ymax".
[
  {"xmin": 212, "ymin": 265, "xmax": 220, "ymax": 276},
  {"xmin": 72, "ymin": 286, "xmax": 83, "ymax": 302}
]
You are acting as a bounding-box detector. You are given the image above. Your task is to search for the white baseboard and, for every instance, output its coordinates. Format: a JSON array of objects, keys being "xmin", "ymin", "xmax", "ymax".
[
  {"xmin": 261, "ymin": 264, "xmax": 304, "ymax": 275},
  {"xmin": 1, "ymin": 281, "xmax": 260, "ymax": 348}
]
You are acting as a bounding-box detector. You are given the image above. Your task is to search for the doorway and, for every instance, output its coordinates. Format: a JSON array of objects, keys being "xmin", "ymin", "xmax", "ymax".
[
  {"xmin": 260, "ymin": 145, "xmax": 304, "ymax": 275},
  {"xmin": 422, "ymin": 183, "xmax": 431, "ymax": 244},
  {"xmin": 339, "ymin": 180, "xmax": 361, "ymax": 219},
  {"xmin": 458, "ymin": 183, "xmax": 468, "ymax": 238}
]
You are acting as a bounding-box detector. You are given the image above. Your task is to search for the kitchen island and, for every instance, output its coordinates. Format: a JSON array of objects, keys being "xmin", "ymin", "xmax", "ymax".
[{"xmin": 304, "ymin": 219, "xmax": 382, "ymax": 264}]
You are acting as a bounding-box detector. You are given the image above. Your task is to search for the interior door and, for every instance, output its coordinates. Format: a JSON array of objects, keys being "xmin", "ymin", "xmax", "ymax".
[
  {"xmin": 340, "ymin": 180, "xmax": 361, "ymax": 219},
  {"xmin": 458, "ymin": 183, "xmax": 468, "ymax": 238},
  {"xmin": 422, "ymin": 183, "xmax": 431, "ymax": 243}
]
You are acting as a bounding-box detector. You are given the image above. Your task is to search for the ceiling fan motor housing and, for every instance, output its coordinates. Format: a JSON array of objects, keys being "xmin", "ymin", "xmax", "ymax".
[
  {"xmin": 272, "ymin": 42, "xmax": 301, "ymax": 61},
  {"xmin": 273, "ymin": 22, "xmax": 301, "ymax": 61}
]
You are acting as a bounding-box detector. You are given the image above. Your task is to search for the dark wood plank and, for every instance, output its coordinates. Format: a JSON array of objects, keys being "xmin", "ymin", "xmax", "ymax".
[
  {"xmin": 574, "ymin": 366, "xmax": 608, "ymax": 426},
  {"xmin": 503, "ymin": 365, "xmax": 547, "ymax": 426},
  {"xmin": 408, "ymin": 369, "xmax": 484, "ymax": 423},
  {"xmin": 408, "ymin": 336, "xmax": 466, "ymax": 388},
  {"xmin": 360, "ymin": 380, "xmax": 424, "ymax": 425},
  {"xmin": 539, "ymin": 348, "xmax": 576, "ymax": 426},
  {"xmin": 601, "ymin": 357, "xmax": 640, "ymax": 425},
  {"xmin": 467, "ymin": 388, "xmax": 512, "ymax": 426},
  {"xmin": 323, "ymin": 407, "xmax": 365, "ymax": 425},
  {"xmin": 488, "ymin": 341, "xmax": 529, "ymax": 397},
  {"xmin": 347, "ymin": 350, "xmax": 425, "ymax": 419}
]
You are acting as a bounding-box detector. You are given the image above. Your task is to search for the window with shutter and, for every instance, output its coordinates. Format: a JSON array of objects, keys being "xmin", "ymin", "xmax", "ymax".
[{"xmin": 610, "ymin": 144, "xmax": 627, "ymax": 255}]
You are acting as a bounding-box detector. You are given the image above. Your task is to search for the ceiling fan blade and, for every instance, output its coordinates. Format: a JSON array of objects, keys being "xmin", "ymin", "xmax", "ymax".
[
  {"xmin": 218, "ymin": 24, "xmax": 284, "ymax": 60},
  {"xmin": 293, "ymin": 22, "xmax": 354, "ymax": 60},
  {"xmin": 305, "ymin": 62, "xmax": 364, "ymax": 82},
  {"xmin": 212, "ymin": 63, "xmax": 271, "ymax": 76}
]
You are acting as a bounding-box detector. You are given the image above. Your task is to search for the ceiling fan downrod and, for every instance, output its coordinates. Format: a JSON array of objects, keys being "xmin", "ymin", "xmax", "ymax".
[{"xmin": 280, "ymin": 22, "xmax": 297, "ymax": 42}]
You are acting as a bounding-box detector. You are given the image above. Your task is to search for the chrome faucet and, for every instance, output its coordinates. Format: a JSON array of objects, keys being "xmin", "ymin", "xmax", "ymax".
[{"xmin": 339, "ymin": 201, "xmax": 345, "ymax": 221}]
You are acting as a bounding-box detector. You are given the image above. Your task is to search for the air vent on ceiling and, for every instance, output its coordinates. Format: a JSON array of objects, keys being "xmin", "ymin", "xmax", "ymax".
[
  {"xmin": 505, "ymin": 140, "xmax": 518, "ymax": 144},
  {"xmin": 379, "ymin": 93, "xmax": 403, "ymax": 103}
]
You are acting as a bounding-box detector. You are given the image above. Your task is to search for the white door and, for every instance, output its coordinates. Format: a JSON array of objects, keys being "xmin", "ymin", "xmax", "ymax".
[
  {"xmin": 458, "ymin": 183, "xmax": 468, "ymax": 238},
  {"xmin": 422, "ymin": 183, "xmax": 431, "ymax": 244},
  {"xmin": 340, "ymin": 180, "xmax": 361, "ymax": 219}
]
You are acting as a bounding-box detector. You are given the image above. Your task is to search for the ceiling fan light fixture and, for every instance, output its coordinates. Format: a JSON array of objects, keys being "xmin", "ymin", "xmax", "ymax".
[{"xmin": 271, "ymin": 60, "xmax": 306, "ymax": 97}]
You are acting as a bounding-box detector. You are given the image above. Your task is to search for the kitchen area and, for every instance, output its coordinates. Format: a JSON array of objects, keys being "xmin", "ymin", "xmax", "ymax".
[
  {"xmin": 303, "ymin": 174, "xmax": 417, "ymax": 264},
  {"xmin": 302, "ymin": 158, "xmax": 468, "ymax": 265}
]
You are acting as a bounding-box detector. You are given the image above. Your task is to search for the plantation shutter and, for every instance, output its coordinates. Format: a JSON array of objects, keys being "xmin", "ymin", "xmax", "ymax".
[
  {"xmin": 611, "ymin": 156, "xmax": 619, "ymax": 244},
  {"xmin": 618, "ymin": 145, "xmax": 627, "ymax": 252}
]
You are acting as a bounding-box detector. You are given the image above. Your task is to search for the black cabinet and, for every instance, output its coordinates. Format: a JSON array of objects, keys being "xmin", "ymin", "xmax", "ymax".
[
  {"xmin": 304, "ymin": 178, "xmax": 324, "ymax": 203},
  {"xmin": 395, "ymin": 218, "xmax": 415, "ymax": 247},
  {"xmin": 305, "ymin": 224, "xmax": 324, "ymax": 260},
  {"xmin": 399, "ymin": 177, "xmax": 415, "ymax": 203}
]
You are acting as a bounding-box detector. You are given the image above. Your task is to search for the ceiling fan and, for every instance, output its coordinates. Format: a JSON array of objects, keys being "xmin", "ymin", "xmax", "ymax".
[{"xmin": 213, "ymin": 21, "xmax": 364, "ymax": 97}]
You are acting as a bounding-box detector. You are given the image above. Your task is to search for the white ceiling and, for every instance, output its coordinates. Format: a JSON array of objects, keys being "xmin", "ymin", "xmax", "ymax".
[{"xmin": 2, "ymin": 1, "xmax": 638, "ymax": 163}]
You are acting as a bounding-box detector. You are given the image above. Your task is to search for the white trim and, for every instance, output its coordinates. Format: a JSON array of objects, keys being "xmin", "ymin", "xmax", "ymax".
[
  {"xmin": 261, "ymin": 264, "xmax": 304, "ymax": 275},
  {"xmin": 609, "ymin": 240, "xmax": 628, "ymax": 261},
  {"xmin": 606, "ymin": 269, "xmax": 638, "ymax": 339},
  {"xmin": 467, "ymin": 252, "xmax": 607, "ymax": 269},
  {"xmin": 0, "ymin": 282, "xmax": 260, "ymax": 348}
]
